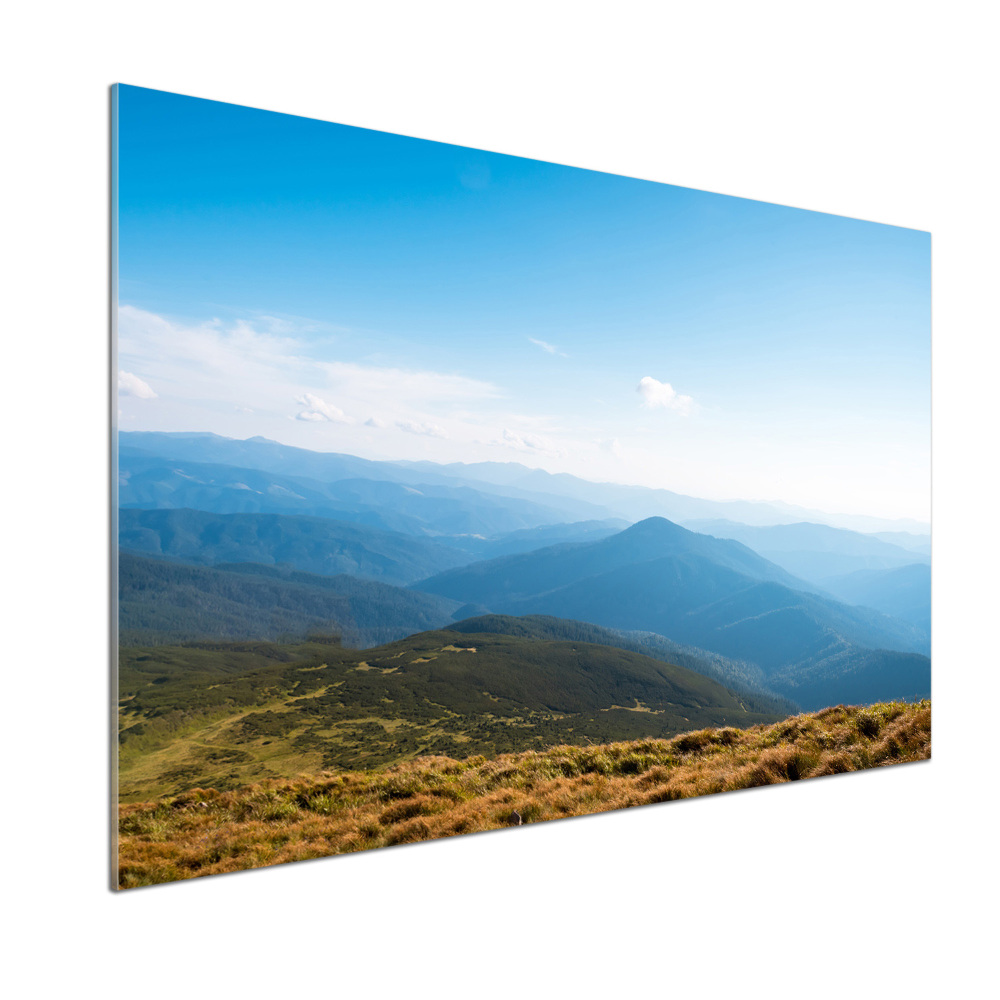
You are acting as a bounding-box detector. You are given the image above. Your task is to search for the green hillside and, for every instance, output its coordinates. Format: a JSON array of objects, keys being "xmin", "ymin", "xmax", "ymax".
[
  {"xmin": 118, "ymin": 552, "xmax": 462, "ymax": 647},
  {"xmin": 118, "ymin": 507, "xmax": 469, "ymax": 585},
  {"xmin": 117, "ymin": 630, "xmax": 784, "ymax": 802},
  {"xmin": 448, "ymin": 614, "xmax": 797, "ymax": 715}
]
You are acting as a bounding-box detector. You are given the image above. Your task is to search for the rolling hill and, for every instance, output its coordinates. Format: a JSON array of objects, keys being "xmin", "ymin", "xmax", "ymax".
[
  {"xmin": 119, "ymin": 552, "xmax": 463, "ymax": 647},
  {"xmin": 118, "ymin": 507, "xmax": 471, "ymax": 585},
  {"xmin": 446, "ymin": 613, "xmax": 797, "ymax": 715},
  {"xmin": 117, "ymin": 628, "xmax": 786, "ymax": 802}
]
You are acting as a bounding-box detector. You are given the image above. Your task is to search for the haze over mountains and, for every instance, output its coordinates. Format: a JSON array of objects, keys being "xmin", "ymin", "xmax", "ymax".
[
  {"xmin": 119, "ymin": 449, "xmax": 608, "ymax": 543},
  {"xmin": 117, "ymin": 431, "xmax": 931, "ymax": 713},
  {"xmin": 820, "ymin": 563, "xmax": 931, "ymax": 634},
  {"xmin": 683, "ymin": 518, "xmax": 931, "ymax": 636},
  {"xmin": 120, "ymin": 431, "xmax": 930, "ymax": 536},
  {"xmin": 401, "ymin": 458, "xmax": 931, "ymax": 535}
]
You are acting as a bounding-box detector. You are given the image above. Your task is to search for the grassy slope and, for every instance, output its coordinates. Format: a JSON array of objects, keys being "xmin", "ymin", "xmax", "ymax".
[
  {"xmin": 118, "ymin": 700, "xmax": 930, "ymax": 888},
  {"xmin": 118, "ymin": 632, "xmax": 783, "ymax": 802}
]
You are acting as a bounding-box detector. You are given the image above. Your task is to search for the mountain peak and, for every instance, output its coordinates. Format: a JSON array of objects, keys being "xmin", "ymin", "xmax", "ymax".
[{"xmin": 621, "ymin": 516, "xmax": 687, "ymax": 535}]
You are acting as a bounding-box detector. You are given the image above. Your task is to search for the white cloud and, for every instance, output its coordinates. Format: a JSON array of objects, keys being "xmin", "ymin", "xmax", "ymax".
[
  {"xmin": 365, "ymin": 416, "xmax": 388, "ymax": 429},
  {"xmin": 637, "ymin": 376, "xmax": 694, "ymax": 415},
  {"xmin": 503, "ymin": 428, "xmax": 540, "ymax": 449},
  {"xmin": 397, "ymin": 419, "xmax": 448, "ymax": 438},
  {"xmin": 528, "ymin": 337, "xmax": 567, "ymax": 357},
  {"xmin": 499, "ymin": 427, "xmax": 565, "ymax": 457},
  {"xmin": 598, "ymin": 437, "xmax": 623, "ymax": 457},
  {"xmin": 118, "ymin": 370, "xmax": 157, "ymax": 399},
  {"xmin": 119, "ymin": 306, "xmax": 310, "ymax": 390},
  {"xmin": 117, "ymin": 307, "xmax": 502, "ymax": 435},
  {"xmin": 295, "ymin": 392, "xmax": 352, "ymax": 423}
]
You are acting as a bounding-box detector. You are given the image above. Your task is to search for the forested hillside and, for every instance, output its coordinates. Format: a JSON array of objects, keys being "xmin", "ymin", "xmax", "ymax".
[
  {"xmin": 119, "ymin": 552, "xmax": 462, "ymax": 646},
  {"xmin": 118, "ymin": 629, "xmax": 786, "ymax": 802},
  {"xmin": 119, "ymin": 507, "xmax": 470, "ymax": 584}
]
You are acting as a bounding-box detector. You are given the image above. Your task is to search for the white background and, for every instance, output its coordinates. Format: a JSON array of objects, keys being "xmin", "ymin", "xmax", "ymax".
[{"xmin": 3, "ymin": 2, "xmax": 996, "ymax": 996}]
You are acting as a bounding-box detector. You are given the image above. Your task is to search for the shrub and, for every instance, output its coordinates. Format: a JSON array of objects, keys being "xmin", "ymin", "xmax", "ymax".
[{"xmin": 855, "ymin": 709, "xmax": 882, "ymax": 739}]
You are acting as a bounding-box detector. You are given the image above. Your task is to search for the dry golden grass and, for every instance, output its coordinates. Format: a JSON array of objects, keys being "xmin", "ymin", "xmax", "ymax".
[{"xmin": 118, "ymin": 700, "xmax": 930, "ymax": 888}]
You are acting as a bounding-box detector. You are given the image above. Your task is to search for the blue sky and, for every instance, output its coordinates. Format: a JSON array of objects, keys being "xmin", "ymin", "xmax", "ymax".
[{"xmin": 115, "ymin": 84, "xmax": 931, "ymax": 524}]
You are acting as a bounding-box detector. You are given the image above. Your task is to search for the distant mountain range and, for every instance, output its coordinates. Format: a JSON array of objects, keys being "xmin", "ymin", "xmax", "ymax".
[
  {"xmin": 868, "ymin": 531, "xmax": 931, "ymax": 556},
  {"xmin": 416, "ymin": 517, "xmax": 930, "ymax": 710},
  {"xmin": 116, "ymin": 431, "xmax": 930, "ymax": 711},
  {"xmin": 417, "ymin": 514, "xmax": 811, "ymax": 598},
  {"xmin": 684, "ymin": 518, "xmax": 931, "ymax": 636},
  {"xmin": 400, "ymin": 457, "xmax": 931, "ymax": 534},
  {"xmin": 683, "ymin": 518, "xmax": 930, "ymax": 582},
  {"xmin": 119, "ymin": 431, "xmax": 930, "ymax": 535},
  {"xmin": 820, "ymin": 563, "xmax": 931, "ymax": 634},
  {"xmin": 119, "ymin": 449, "xmax": 606, "ymax": 541}
]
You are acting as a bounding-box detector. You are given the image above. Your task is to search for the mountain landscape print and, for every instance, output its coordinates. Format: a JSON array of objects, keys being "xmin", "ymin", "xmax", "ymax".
[{"xmin": 113, "ymin": 84, "xmax": 931, "ymax": 889}]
